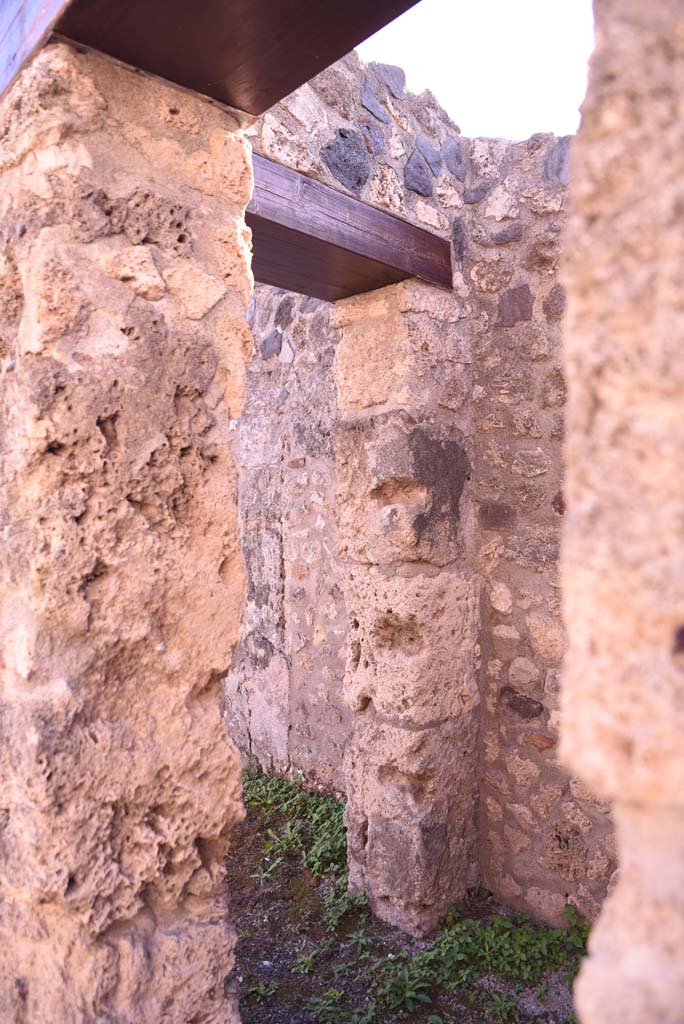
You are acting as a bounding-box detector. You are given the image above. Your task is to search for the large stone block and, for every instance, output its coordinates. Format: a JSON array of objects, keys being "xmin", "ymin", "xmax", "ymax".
[
  {"xmin": 0, "ymin": 44, "xmax": 251, "ymax": 1022},
  {"xmin": 335, "ymin": 411, "xmax": 472, "ymax": 566},
  {"xmin": 343, "ymin": 714, "xmax": 479, "ymax": 934},
  {"xmin": 341, "ymin": 566, "xmax": 478, "ymax": 725}
]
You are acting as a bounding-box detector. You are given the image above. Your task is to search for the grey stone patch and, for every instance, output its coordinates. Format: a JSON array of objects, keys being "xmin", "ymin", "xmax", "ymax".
[
  {"xmin": 260, "ymin": 330, "xmax": 282, "ymax": 359},
  {"xmin": 544, "ymin": 135, "xmax": 572, "ymax": 186},
  {"xmin": 360, "ymin": 76, "xmax": 391, "ymax": 124},
  {"xmin": 275, "ymin": 296, "xmax": 295, "ymax": 330},
  {"xmin": 404, "ymin": 149, "xmax": 433, "ymax": 197},
  {"xmin": 463, "ymin": 182, "xmax": 490, "ymax": 204},
  {"xmin": 490, "ymin": 222, "xmax": 524, "ymax": 245},
  {"xmin": 543, "ymin": 283, "xmax": 566, "ymax": 323},
  {"xmin": 360, "ymin": 118, "xmax": 385, "ymax": 156},
  {"xmin": 442, "ymin": 137, "xmax": 467, "ymax": 181},
  {"xmin": 496, "ymin": 284, "xmax": 534, "ymax": 327},
  {"xmin": 452, "ymin": 218, "xmax": 466, "ymax": 265},
  {"xmin": 321, "ymin": 129, "xmax": 371, "ymax": 192},
  {"xmin": 416, "ymin": 134, "xmax": 443, "ymax": 176},
  {"xmin": 370, "ymin": 62, "xmax": 406, "ymax": 99}
]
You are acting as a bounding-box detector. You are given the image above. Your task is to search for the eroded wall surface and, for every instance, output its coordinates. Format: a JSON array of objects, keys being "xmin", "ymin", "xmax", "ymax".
[
  {"xmin": 234, "ymin": 51, "xmax": 615, "ymax": 929},
  {"xmin": 225, "ymin": 286, "xmax": 351, "ymax": 791},
  {"xmin": 0, "ymin": 44, "xmax": 252, "ymax": 1022},
  {"xmin": 561, "ymin": 0, "xmax": 684, "ymax": 1020}
]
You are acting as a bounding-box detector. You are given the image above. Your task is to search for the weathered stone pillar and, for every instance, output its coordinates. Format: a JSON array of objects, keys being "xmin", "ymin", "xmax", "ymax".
[
  {"xmin": 0, "ymin": 44, "xmax": 252, "ymax": 1022},
  {"xmin": 332, "ymin": 280, "xmax": 479, "ymax": 934},
  {"xmin": 561, "ymin": 1, "xmax": 684, "ymax": 1020}
]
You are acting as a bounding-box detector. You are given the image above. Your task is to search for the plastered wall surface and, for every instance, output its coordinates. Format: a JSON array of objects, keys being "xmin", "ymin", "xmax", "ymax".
[
  {"xmin": 561, "ymin": 0, "xmax": 684, "ymax": 1020},
  {"xmin": 230, "ymin": 52, "xmax": 616, "ymax": 930},
  {"xmin": 0, "ymin": 43, "xmax": 252, "ymax": 1022}
]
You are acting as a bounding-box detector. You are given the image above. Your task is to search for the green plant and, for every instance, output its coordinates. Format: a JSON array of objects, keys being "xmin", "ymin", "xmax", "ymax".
[
  {"xmin": 244, "ymin": 980, "xmax": 277, "ymax": 1002},
  {"xmin": 485, "ymin": 991, "xmax": 519, "ymax": 1023},
  {"xmin": 290, "ymin": 950, "xmax": 315, "ymax": 975},
  {"xmin": 348, "ymin": 927, "xmax": 373, "ymax": 957},
  {"xmin": 376, "ymin": 965, "xmax": 432, "ymax": 1012},
  {"xmin": 350, "ymin": 1001, "xmax": 377, "ymax": 1024},
  {"xmin": 321, "ymin": 875, "xmax": 368, "ymax": 932},
  {"xmin": 305, "ymin": 987, "xmax": 345, "ymax": 1023}
]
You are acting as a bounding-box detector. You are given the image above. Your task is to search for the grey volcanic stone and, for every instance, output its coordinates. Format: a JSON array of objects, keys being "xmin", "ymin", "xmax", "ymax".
[
  {"xmin": 261, "ymin": 330, "xmax": 282, "ymax": 359},
  {"xmin": 463, "ymin": 182, "xmax": 490, "ymax": 204},
  {"xmin": 360, "ymin": 118, "xmax": 384, "ymax": 156},
  {"xmin": 370, "ymin": 62, "xmax": 406, "ymax": 99},
  {"xmin": 452, "ymin": 218, "xmax": 466, "ymax": 265},
  {"xmin": 322, "ymin": 129, "xmax": 371, "ymax": 192},
  {"xmin": 496, "ymin": 284, "xmax": 534, "ymax": 327},
  {"xmin": 544, "ymin": 135, "xmax": 572, "ymax": 185},
  {"xmin": 443, "ymin": 137, "xmax": 466, "ymax": 181},
  {"xmin": 404, "ymin": 149, "xmax": 433, "ymax": 197},
  {"xmin": 416, "ymin": 135, "xmax": 443, "ymax": 175},
  {"xmin": 490, "ymin": 222, "xmax": 524, "ymax": 245},
  {"xmin": 360, "ymin": 76, "xmax": 391, "ymax": 124}
]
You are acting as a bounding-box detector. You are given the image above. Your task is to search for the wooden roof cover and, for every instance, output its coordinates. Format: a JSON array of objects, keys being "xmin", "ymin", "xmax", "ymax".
[{"xmin": 1, "ymin": 0, "xmax": 420, "ymax": 116}]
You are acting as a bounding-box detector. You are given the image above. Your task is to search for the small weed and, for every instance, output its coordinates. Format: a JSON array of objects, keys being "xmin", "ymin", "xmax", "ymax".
[
  {"xmin": 321, "ymin": 875, "xmax": 368, "ymax": 932},
  {"xmin": 290, "ymin": 950, "xmax": 315, "ymax": 975},
  {"xmin": 486, "ymin": 991, "xmax": 520, "ymax": 1023},
  {"xmin": 376, "ymin": 964, "xmax": 433, "ymax": 1012},
  {"xmin": 348, "ymin": 927, "xmax": 373, "ymax": 957},
  {"xmin": 306, "ymin": 987, "xmax": 345, "ymax": 1023},
  {"xmin": 244, "ymin": 980, "xmax": 277, "ymax": 1002},
  {"xmin": 350, "ymin": 1001, "xmax": 377, "ymax": 1024}
]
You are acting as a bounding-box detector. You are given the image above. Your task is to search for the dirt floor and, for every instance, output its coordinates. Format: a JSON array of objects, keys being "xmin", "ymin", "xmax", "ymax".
[{"xmin": 226, "ymin": 769, "xmax": 585, "ymax": 1024}]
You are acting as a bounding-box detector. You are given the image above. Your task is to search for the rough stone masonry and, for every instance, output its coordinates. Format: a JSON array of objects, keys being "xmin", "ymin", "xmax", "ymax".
[
  {"xmin": 228, "ymin": 50, "xmax": 615, "ymax": 934},
  {"xmin": 0, "ymin": 43, "xmax": 252, "ymax": 1022}
]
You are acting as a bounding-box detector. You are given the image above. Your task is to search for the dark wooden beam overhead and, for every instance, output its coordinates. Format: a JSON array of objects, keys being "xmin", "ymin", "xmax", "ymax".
[
  {"xmin": 0, "ymin": 0, "xmax": 73, "ymax": 99},
  {"xmin": 248, "ymin": 154, "xmax": 452, "ymax": 302},
  {"xmin": 52, "ymin": 0, "xmax": 420, "ymax": 117}
]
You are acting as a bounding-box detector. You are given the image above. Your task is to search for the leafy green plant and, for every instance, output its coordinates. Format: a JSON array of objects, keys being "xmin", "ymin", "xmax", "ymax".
[
  {"xmin": 244, "ymin": 980, "xmax": 277, "ymax": 1002},
  {"xmin": 376, "ymin": 965, "xmax": 433, "ymax": 1012},
  {"xmin": 305, "ymin": 987, "xmax": 345, "ymax": 1023},
  {"xmin": 290, "ymin": 950, "xmax": 315, "ymax": 975},
  {"xmin": 486, "ymin": 991, "xmax": 520, "ymax": 1023}
]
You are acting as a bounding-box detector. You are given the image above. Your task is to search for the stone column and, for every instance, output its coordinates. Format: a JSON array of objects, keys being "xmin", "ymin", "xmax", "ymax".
[
  {"xmin": 0, "ymin": 44, "xmax": 252, "ymax": 1022},
  {"xmin": 561, "ymin": 1, "xmax": 684, "ymax": 1021},
  {"xmin": 332, "ymin": 280, "xmax": 479, "ymax": 935}
]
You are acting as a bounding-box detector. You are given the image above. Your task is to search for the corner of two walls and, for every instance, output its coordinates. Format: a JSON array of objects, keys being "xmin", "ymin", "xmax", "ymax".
[{"xmin": 226, "ymin": 51, "xmax": 615, "ymax": 928}]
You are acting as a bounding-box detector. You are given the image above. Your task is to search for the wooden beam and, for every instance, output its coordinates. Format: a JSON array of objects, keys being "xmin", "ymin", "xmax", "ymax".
[
  {"xmin": 247, "ymin": 154, "xmax": 452, "ymax": 302},
  {"xmin": 0, "ymin": 0, "xmax": 73, "ymax": 100},
  {"xmin": 53, "ymin": 0, "xmax": 420, "ymax": 116}
]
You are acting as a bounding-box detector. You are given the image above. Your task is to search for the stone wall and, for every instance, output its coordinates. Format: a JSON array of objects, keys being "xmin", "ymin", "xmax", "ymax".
[
  {"xmin": 0, "ymin": 43, "xmax": 252, "ymax": 1022},
  {"xmin": 561, "ymin": 0, "xmax": 684, "ymax": 1020},
  {"xmin": 462, "ymin": 137, "xmax": 617, "ymax": 925},
  {"xmin": 225, "ymin": 286, "xmax": 351, "ymax": 792},
  {"xmin": 230, "ymin": 49, "xmax": 616, "ymax": 929}
]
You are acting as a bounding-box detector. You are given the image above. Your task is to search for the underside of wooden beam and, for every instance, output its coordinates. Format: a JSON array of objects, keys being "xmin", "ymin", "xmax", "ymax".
[
  {"xmin": 0, "ymin": 0, "xmax": 73, "ymax": 99},
  {"xmin": 50, "ymin": 0, "xmax": 420, "ymax": 117},
  {"xmin": 248, "ymin": 155, "xmax": 452, "ymax": 302}
]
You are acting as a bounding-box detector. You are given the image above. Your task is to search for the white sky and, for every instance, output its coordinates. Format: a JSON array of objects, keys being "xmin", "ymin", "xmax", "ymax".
[{"xmin": 357, "ymin": 0, "xmax": 595, "ymax": 140}]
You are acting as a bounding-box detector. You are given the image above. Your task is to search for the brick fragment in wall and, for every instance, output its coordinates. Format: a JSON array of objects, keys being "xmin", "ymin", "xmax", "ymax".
[
  {"xmin": 496, "ymin": 284, "xmax": 534, "ymax": 327},
  {"xmin": 500, "ymin": 687, "xmax": 544, "ymax": 720},
  {"xmin": 360, "ymin": 118, "xmax": 385, "ymax": 155},
  {"xmin": 490, "ymin": 222, "xmax": 524, "ymax": 245}
]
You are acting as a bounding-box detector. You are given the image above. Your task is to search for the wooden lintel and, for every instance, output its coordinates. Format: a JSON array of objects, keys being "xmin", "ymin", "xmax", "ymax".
[
  {"xmin": 0, "ymin": 0, "xmax": 74, "ymax": 99},
  {"xmin": 48, "ymin": 0, "xmax": 420, "ymax": 117},
  {"xmin": 248, "ymin": 154, "xmax": 452, "ymax": 302}
]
